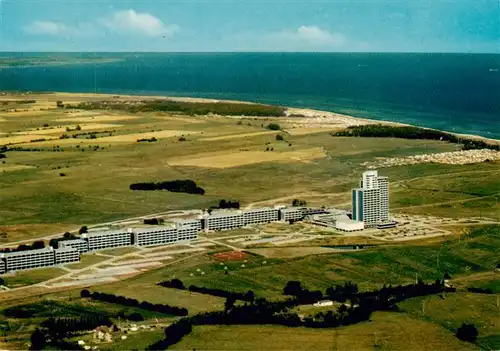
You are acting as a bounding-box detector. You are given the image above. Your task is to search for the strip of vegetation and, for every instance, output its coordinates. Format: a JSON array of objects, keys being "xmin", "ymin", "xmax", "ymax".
[
  {"xmin": 0, "ymin": 99, "xmax": 36, "ymax": 105},
  {"xmin": 332, "ymin": 125, "xmax": 500, "ymax": 151},
  {"xmin": 144, "ymin": 218, "xmax": 165, "ymax": 225},
  {"xmin": 137, "ymin": 137, "xmax": 158, "ymax": 142},
  {"xmin": 129, "ymin": 180, "xmax": 205, "ymax": 195},
  {"xmin": 0, "ymin": 240, "xmax": 45, "ymax": 253},
  {"xmin": 48, "ymin": 232, "xmax": 78, "ymax": 249},
  {"xmin": 157, "ymin": 279, "xmax": 255, "ymax": 302},
  {"xmin": 149, "ymin": 279, "xmax": 453, "ymax": 349},
  {"xmin": 80, "ymin": 289, "xmax": 189, "ymax": 316},
  {"xmin": 208, "ymin": 199, "xmax": 240, "ymax": 211},
  {"xmin": 66, "ymin": 100, "xmax": 286, "ymax": 117}
]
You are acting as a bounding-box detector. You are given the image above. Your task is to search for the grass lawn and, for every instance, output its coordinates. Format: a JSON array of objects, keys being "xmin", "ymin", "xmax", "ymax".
[
  {"xmin": 2, "ymin": 94, "xmax": 497, "ymax": 233},
  {"xmin": 2, "ymin": 267, "xmax": 64, "ymax": 288},
  {"xmin": 66, "ymin": 254, "xmax": 110, "ymax": 269},
  {"xmin": 93, "ymin": 279, "xmax": 225, "ymax": 315},
  {"xmin": 98, "ymin": 246, "xmax": 140, "ymax": 256},
  {"xmin": 399, "ymin": 292, "xmax": 500, "ymax": 350},
  {"xmin": 176, "ymin": 311, "xmax": 473, "ymax": 351}
]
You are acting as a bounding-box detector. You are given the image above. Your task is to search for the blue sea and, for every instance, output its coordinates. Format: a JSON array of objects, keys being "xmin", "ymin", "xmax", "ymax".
[{"xmin": 1, "ymin": 52, "xmax": 499, "ymax": 139}]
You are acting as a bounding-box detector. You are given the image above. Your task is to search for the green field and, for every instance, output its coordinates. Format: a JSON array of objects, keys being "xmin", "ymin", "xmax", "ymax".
[
  {"xmin": 2, "ymin": 268, "xmax": 64, "ymax": 288},
  {"xmin": 399, "ymin": 293, "xmax": 500, "ymax": 350},
  {"xmin": 0, "ymin": 93, "xmax": 499, "ymax": 350},
  {"xmin": 128, "ymin": 226, "xmax": 499, "ymax": 296},
  {"xmin": 175, "ymin": 312, "xmax": 474, "ymax": 351},
  {"xmin": 1, "ymin": 93, "xmax": 498, "ymax": 233}
]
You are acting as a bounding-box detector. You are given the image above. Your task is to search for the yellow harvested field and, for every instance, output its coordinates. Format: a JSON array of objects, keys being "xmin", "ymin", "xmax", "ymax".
[
  {"xmin": 0, "ymin": 134, "xmax": 55, "ymax": 145},
  {"xmin": 285, "ymin": 127, "xmax": 343, "ymax": 135},
  {"xmin": 201, "ymin": 131, "xmax": 278, "ymax": 141},
  {"xmin": 168, "ymin": 147, "xmax": 325, "ymax": 168},
  {"xmin": 154, "ymin": 115, "xmax": 205, "ymax": 124},
  {"xmin": 15, "ymin": 124, "xmax": 122, "ymax": 135},
  {"xmin": 0, "ymin": 164, "xmax": 36, "ymax": 172},
  {"xmin": 31, "ymin": 129, "xmax": 200, "ymax": 146},
  {"xmin": 0, "ymin": 110, "xmax": 58, "ymax": 117},
  {"xmin": 98, "ymin": 130, "xmax": 201, "ymax": 143},
  {"xmin": 57, "ymin": 115, "xmax": 138, "ymax": 122}
]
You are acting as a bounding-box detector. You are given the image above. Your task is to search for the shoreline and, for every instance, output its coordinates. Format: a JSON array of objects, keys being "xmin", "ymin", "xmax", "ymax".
[{"xmin": 2, "ymin": 91, "xmax": 499, "ymax": 145}]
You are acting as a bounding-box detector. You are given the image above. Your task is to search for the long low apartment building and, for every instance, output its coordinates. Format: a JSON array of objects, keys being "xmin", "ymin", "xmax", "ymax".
[
  {"xmin": 243, "ymin": 207, "xmax": 279, "ymax": 225},
  {"xmin": 203, "ymin": 211, "xmax": 244, "ymax": 231},
  {"xmin": 0, "ymin": 247, "xmax": 80, "ymax": 272},
  {"xmin": 133, "ymin": 226, "xmax": 179, "ymax": 247},
  {"xmin": 81, "ymin": 229, "xmax": 133, "ymax": 251},
  {"xmin": 176, "ymin": 220, "xmax": 201, "ymax": 241},
  {"xmin": 279, "ymin": 207, "xmax": 306, "ymax": 222},
  {"xmin": 54, "ymin": 247, "xmax": 80, "ymax": 265}
]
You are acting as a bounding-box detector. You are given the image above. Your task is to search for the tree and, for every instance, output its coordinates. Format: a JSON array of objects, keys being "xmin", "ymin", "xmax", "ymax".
[
  {"xmin": 31, "ymin": 240, "xmax": 45, "ymax": 250},
  {"xmin": 0, "ymin": 278, "xmax": 4, "ymax": 285},
  {"xmin": 224, "ymin": 297, "xmax": 236, "ymax": 311},
  {"xmin": 63, "ymin": 232, "xmax": 73, "ymax": 239},
  {"xmin": 56, "ymin": 100, "xmax": 64, "ymax": 108},
  {"xmin": 292, "ymin": 199, "xmax": 307, "ymax": 207},
  {"xmin": 266, "ymin": 123, "xmax": 280, "ymax": 131},
  {"xmin": 128, "ymin": 312, "xmax": 144, "ymax": 321},
  {"xmin": 79, "ymin": 226, "xmax": 88, "ymax": 234},
  {"xmin": 30, "ymin": 329, "xmax": 46, "ymax": 350},
  {"xmin": 80, "ymin": 289, "xmax": 91, "ymax": 298},
  {"xmin": 283, "ymin": 281, "xmax": 303, "ymax": 296},
  {"xmin": 170, "ymin": 278, "xmax": 185, "ymax": 290},
  {"xmin": 456, "ymin": 323, "xmax": 478, "ymax": 343},
  {"xmin": 443, "ymin": 272, "xmax": 451, "ymax": 280},
  {"xmin": 276, "ymin": 134, "xmax": 284, "ymax": 141}
]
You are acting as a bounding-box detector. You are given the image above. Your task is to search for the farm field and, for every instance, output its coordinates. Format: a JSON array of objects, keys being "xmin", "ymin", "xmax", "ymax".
[
  {"xmin": 399, "ymin": 293, "xmax": 500, "ymax": 350},
  {"xmin": 0, "ymin": 92, "xmax": 498, "ymax": 350},
  {"xmin": 175, "ymin": 312, "xmax": 473, "ymax": 351},
  {"xmin": 0, "ymin": 93, "xmax": 498, "ymax": 232}
]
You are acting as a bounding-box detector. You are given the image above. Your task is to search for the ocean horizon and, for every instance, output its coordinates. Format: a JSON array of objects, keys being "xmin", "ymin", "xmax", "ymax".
[{"xmin": 1, "ymin": 52, "xmax": 499, "ymax": 139}]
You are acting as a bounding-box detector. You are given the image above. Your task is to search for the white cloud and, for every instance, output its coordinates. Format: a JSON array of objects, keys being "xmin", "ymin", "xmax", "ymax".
[
  {"xmin": 101, "ymin": 9, "xmax": 179, "ymax": 37},
  {"xmin": 295, "ymin": 26, "xmax": 345, "ymax": 46},
  {"xmin": 23, "ymin": 21, "xmax": 71, "ymax": 36}
]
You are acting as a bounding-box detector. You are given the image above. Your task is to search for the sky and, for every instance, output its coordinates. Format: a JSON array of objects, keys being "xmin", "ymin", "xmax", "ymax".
[{"xmin": 0, "ymin": 0, "xmax": 498, "ymax": 52}]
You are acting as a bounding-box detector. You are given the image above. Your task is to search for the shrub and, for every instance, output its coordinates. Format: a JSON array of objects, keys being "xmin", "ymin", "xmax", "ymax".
[
  {"xmin": 456, "ymin": 323, "xmax": 478, "ymax": 343},
  {"xmin": 276, "ymin": 134, "xmax": 284, "ymax": 141},
  {"xmin": 266, "ymin": 123, "xmax": 281, "ymax": 130}
]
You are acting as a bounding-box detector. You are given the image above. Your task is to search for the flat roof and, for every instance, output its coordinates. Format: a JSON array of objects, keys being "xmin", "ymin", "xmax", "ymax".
[
  {"xmin": 280, "ymin": 207, "xmax": 304, "ymax": 212},
  {"xmin": 243, "ymin": 207, "xmax": 277, "ymax": 213},
  {"xmin": 81, "ymin": 229, "xmax": 131, "ymax": 238},
  {"xmin": 134, "ymin": 226, "xmax": 177, "ymax": 233},
  {"xmin": 59, "ymin": 238, "xmax": 87, "ymax": 244},
  {"xmin": 207, "ymin": 211, "xmax": 243, "ymax": 218},
  {"xmin": 0, "ymin": 247, "xmax": 53, "ymax": 257},
  {"xmin": 54, "ymin": 247, "xmax": 79, "ymax": 253}
]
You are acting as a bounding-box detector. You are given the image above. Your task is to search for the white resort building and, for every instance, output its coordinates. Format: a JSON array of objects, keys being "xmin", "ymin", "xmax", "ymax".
[{"xmin": 352, "ymin": 170, "xmax": 390, "ymax": 227}]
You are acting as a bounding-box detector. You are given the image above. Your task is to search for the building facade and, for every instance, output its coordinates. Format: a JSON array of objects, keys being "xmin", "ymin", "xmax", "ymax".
[
  {"xmin": 352, "ymin": 170, "xmax": 389, "ymax": 227},
  {"xmin": 82, "ymin": 230, "xmax": 133, "ymax": 251},
  {"xmin": 133, "ymin": 227, "xmax": 179, "ymax": 247},
  {"xmin": 54, "ymin": 247, "xmax": 80, "ymax": 265},
  {"xmin": 242, "ymin": 207, "xmax": 279, "ymax": 225},
  {"xmin": 0, "ymin": 247, "xmax": 56, "ymax": 271},
  {"xmin": 279, "ymin": 207, "xmax": 305, "ymax": 221},
  {"xmin": 204, "ymin": 211, "xmax": 244, "ymax": 231}
]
